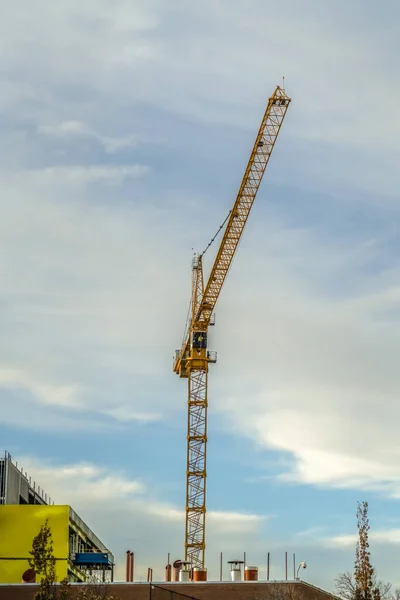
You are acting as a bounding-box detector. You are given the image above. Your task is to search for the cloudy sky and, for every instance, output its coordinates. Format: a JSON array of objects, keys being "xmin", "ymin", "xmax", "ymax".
[{"xmin": 1, "ymin": 0, "xmax": 400, "ymax": 591}]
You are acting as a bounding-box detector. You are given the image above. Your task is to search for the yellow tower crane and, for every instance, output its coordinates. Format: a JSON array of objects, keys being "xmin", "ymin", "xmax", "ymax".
[{"xmin": 173, "ymin": 85, "xmax": 291, "ymax": 570}]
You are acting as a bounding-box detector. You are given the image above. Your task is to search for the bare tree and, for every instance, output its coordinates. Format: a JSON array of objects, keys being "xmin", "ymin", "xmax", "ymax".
[
  {"xmin": 335, "ymin": 572, "xmax": 392, "ymax": 600},
  {"xmin": 29, "ymin": 518, "xmax": 56, "ymax": 582},
  {"xmin": 354, "ymin": 502, "xmax": 376, "ymax": 600},
  {"xmin": 256, "ymin": 582, "xmax": 320, "ymax": 600},
  {"xmin": 335, "ymin": 502, "xmax": 392, "ymax": 600},
  {"xmin": 76, "ymin": 582, "xmax": 121, "ymax": 600},
  {"xmin": 28, "ymin": 518, "xmax": 58, "ymax": 600}
]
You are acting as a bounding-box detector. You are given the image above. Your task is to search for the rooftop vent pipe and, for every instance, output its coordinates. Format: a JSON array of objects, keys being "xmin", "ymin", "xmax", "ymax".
[{"xmin": 227, "ymin": 560, "xmax": 244, "ymax": 582}]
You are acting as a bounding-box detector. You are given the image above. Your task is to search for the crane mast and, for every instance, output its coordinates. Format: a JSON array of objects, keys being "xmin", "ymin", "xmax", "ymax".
[{"xmin": 173, "ymin": 85, "xmax": 291, "ymax": 569}]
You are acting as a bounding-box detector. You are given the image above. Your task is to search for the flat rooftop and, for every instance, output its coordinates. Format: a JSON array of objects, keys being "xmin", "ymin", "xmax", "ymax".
[{"xmin": 0, "ymin": 579, "xmax": 339, "ymax": 600}]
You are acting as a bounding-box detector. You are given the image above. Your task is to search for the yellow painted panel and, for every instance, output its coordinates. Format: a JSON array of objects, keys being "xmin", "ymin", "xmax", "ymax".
[{"xmin": 0, "ymin": 505, "xmax": 70, "ymax": 583}]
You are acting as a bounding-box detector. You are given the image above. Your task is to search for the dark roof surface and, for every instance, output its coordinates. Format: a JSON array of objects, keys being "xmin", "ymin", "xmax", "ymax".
[{"xmin": 0, "ymin": 580, "xmax": 340, "ymax": 600}]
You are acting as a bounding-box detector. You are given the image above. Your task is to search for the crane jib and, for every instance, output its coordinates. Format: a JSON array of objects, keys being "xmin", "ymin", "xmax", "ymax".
[{"xmin": 196, "ymin": 88, "xmax": 291, "ymax": 326}]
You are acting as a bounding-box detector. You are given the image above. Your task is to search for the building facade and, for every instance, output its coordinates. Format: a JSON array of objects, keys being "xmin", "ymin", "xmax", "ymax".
[
  {"xmin": 0, "ymin": 452, "xmax": 114, "ymax": 584},
  {"xmin": 0, "ymin": 504, "xmax": 114, "ymax": 584}
]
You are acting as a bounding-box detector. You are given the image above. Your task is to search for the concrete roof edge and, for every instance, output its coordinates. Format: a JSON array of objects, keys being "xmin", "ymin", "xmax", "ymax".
[
  {"xmin": 0, "ymin": 580, "xmax": 339, "ymax": 596},
  {"xmin": 299, "ymin": 580, "xmax": 341, "ymax": 600}
]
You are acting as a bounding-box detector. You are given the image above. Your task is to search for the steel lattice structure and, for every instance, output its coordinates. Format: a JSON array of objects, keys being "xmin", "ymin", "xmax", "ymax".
[{"xmin": 174, "ymin": 86, "xmax": 291, "ymax": 569}]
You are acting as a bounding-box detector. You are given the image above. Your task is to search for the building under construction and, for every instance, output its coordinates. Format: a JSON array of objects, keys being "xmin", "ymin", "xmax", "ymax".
[{"xmin": 0, "ymin": 452, "xmax": 114, "ymax": 584}]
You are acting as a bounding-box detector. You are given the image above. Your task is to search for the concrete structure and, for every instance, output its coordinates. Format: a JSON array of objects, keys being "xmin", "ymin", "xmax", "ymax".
[
  {"xmin": 0, "ymin": 451, "xmax": 51, "ymax": 506},
  {"xmin": 0, "ymin": 503, "xmax": 114, "ymax": 583},
  {"xmin": 0, "ymin": 580, "xmax": 340, "ymax": 600}
]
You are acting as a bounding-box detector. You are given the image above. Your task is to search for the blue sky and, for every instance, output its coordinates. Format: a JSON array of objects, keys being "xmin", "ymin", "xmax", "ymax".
[{"xmin": 1, "ymin": 0, "xmax": 400, "ymax": 590}]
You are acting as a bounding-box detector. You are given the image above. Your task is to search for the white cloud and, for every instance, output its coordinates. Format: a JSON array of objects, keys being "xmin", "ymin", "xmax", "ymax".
[
  {"xmin": 329, "ymin": 534, "xmax": 358, "ymax": 548},
  {"xmin": 0, "ymin": 0, "xmax": 399, "ymax": 204},
  {"xmin": 0, "ymin": 163, "xmax": 185, "ymax": 431},
  {"xmin": 206, "ymin": 215, "xmax": 400, "ymax": 498},
  {"xmin": 329, "ymin": 529, "xmax": 400, "ymax": 548},
  {"xmin": 136, "ymin": 503, "xmax": 266, "ymax": 533},
  {"xmin": 18, "ymin": 457, "xmax": 146, "ymax": 502},
  {"xmin": 26, "ymin": 164, "xmax": 150, "ymax": 185},
  {"xmin": 208, "ymin": 511, "xmax": 267, "ymax": 533},
  {"xmin": 2, "ymin": 121, "xmax": 400, "ymax": 497},
  {"xmin": 0, "ymin": 365, "xmax": 82, "ymax": 408},
  {"xmin": 103, "ymin": 407, "xmax": 162, "ymax": 423},
  {"xmin": 38, "ymin": 120, "xmax": 141, "ymax": 154},
  {"xmin": 1, "ymin": 0, "xmax": 399, "ymax": 154},
  {"xmin": 38, "ymin": 121, "xmax": 89, "ymax": 136}
]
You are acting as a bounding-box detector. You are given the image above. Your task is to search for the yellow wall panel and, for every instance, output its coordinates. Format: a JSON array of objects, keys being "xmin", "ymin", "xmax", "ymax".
[{"xmin": 0, "ymin": 505, "xmax": 70, "ymax": 583}]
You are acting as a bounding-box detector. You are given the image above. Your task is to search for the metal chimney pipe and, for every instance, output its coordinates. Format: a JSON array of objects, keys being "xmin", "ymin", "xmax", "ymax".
[
  {"xmin": 165, "ymin": 553, "xmax": 171, "ymax": 582},
  {"xmin": 126, "ymin": 551, "xmax": 130, "ymax": 582},
  {"xmin": 267, "ymin": 552, "xmax": 270, "ymax": 581},
  {"xmin": 220, "ymin": 552, "xmax": 223, "ymax": 581},
  {"xmin": 130, "ymin": 552, "xmax": 134, "ymax": 582},
  {"xmin": 285, "ymin": 551, "xmax": 288, "ymax": 581}
]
